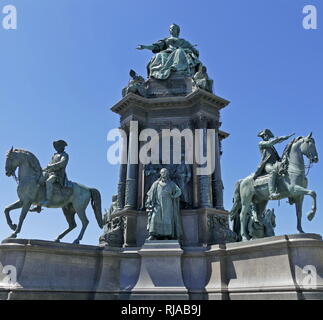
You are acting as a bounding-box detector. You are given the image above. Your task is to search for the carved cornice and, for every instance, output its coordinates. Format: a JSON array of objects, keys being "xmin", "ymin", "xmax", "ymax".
[{"xmin": 110, "ymin": 89, "xmax": 230, "ymax": 115}]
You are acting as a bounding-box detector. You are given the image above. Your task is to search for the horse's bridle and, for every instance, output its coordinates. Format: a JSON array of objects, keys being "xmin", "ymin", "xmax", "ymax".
[{"xmin": 5, "ymin": 152, "xmax": 18, "ymax": 182}]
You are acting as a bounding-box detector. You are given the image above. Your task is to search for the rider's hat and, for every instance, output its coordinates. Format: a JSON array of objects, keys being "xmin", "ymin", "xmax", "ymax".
[
  {"xmin": 53, "ymin": 140, "xmax": 68, "ymax": 150},
  {"xmin": 258, "ymin": 129, "xmax": 274, "ymax": 139}
]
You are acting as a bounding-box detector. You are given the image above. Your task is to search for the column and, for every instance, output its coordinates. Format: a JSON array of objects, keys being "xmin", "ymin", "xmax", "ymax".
[
  {"xmin": 125, "ymin": 121, "xmax": 139, "ymax": 209},
  {"xmin": 212, "ymin": 121, "xmax": 224, "ymax": 210},
  {"xmin": 117, "ymin": 164, "xmax": 127, "ymax": 209},
  {"xmin": 195, "ymin": 116, "xmax": 213, "ymax": 208},
  {"xmin": 117, "ymin": 125, "xmax": 128, "ymax": 210}
]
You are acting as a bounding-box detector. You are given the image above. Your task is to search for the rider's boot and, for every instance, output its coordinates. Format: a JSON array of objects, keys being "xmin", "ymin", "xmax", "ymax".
[
  {"xmin": 39, "ymin": 182, "xmax": 53, "ymax": 206},
  {"xmin": 268, "ymin": 171, "xmax": 280, "ymax": 200}
]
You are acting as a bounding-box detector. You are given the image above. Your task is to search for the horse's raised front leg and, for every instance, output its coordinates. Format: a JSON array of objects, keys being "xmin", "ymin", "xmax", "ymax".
[
  {"xmin": 9, "ymin": 201, "xmax": 32, "ymax": 239},
  {"xmin": 4, "ymin": 200, "xmax": 22, "ymax": 231},
  {"xmin": 293, "ymin": 185, "xmax": 317, "ymax": 222}
]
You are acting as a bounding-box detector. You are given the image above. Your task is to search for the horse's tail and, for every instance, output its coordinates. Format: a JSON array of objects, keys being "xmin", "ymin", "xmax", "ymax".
[
  {"xmin": 230, "ymin": 180, "xmax": 243, "ymax": 241},
  {"xmin": 230, "ymin": 180, "xmax": 242, "ymax": 221},
  {"xmin": 90, "ymin": 188, "xmax": 103, "ymax": 229}
]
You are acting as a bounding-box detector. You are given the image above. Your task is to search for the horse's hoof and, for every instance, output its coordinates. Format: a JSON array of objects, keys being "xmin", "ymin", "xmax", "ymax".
[
  {"xmin": 9, "ymin": 224, "xmax": 17, "ymax": 231},
  {"xmin": 308, "ymin": 212, "xmax": 315, "ymax": 221},
  {"xmin": 54, "ymin": 239, "xmax": 60, "ymax": 243},
  {"xmin": 73, "ymin": 239, "xmax": 80, "ymax": 244},
  {"xmin": 9, "ymin": 233, "xmax": 17, "ymax": 239}
]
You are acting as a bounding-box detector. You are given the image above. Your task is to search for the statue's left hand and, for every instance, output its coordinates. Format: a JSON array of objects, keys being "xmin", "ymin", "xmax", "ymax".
[{"xmin": 136, "ymin": 45, "xmax": 145, "ymax": 50}]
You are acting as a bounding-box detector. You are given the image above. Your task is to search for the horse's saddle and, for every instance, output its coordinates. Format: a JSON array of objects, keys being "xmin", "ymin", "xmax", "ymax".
[
  {"xmin": 38, "ymin": 181, "xmax": 74, "ymax": 202},
  {"xmin": 52, "ymin": 183, "xmax": 73, "ymax": 198}
]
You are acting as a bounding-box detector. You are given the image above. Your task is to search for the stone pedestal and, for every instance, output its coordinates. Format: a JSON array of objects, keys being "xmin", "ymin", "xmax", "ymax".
[
  {"xmin": 205, "ymin": 233, "xmax": 323, "ymax": 300},
  {"xmin": 131, "ymin": 241, "xmax": 188, "ymax": 300},
  {"xmin": 1, "ymin": 234, "xmax": 323, "ymax": 300},
  {"xmin": 146, "ymin": 73, "xmax": 194, "ymax": 98},
  {"xmin": 0, "ymin": 239, "xmax": 120, "ymax": 300}
]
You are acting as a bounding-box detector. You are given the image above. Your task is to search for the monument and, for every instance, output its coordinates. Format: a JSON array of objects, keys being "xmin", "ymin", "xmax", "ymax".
[
  {"xmin": 102, "ymin": 24, "xmax": 234, "ymax": 252},
  {"xmin": 0, "ymin": 24, "xmax": 323, "ymax": 300}
]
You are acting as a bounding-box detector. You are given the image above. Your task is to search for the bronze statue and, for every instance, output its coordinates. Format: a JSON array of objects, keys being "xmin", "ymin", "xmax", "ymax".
[
  {"xmin": 122, "ymin": 69, "xmax": 147, "ymax": 97},
  {"xmin": 144, "ymin": 164, "xmax": 162, "ymax": 198},
  {"xmin": 174, "ymin": 154, "xmax": 192, "ymax": 209},
  {"xmin": 137, "ymin": 24, "xmax": 201, "ymax": 80},
  {"xmin": 103, "ymin": 194, "xmax": 118, "ymax": 225},
  {"xmin": 193, "ymin": 65, "xmax": 213, "ymax": 93},
  {"xmin": 231, "ymin": 133, "xmax": 318, "ymax": 242},
  {"xmin": 30, "ymin": 140, "xmax": 70, "ymax": 213},
  {"xmin": 100, "ymin": 195, "xmax": 124, "ymax": 247},
  {"xmin": 4, "ymin": 146, "xmax": 103, "ymax": 244},
  {"xmin": 247, "ymin": 207, "xmax": 276, "ymax": 240},
  {"xmin": 253, "ymin": 129, "xmax": 294, "ymax": 200},
  {"xmin": 145, "ymin": 168, "xmax": 182, "ymax": 240}
]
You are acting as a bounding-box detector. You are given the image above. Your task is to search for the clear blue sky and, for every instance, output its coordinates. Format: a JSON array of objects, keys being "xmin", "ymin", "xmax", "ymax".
[{"xmin": 0, "ymin": 0, "xmax": 322, "ymax": 244}]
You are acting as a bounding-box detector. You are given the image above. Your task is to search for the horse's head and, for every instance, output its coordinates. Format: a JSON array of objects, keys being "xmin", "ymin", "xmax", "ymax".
[
  {"xmin": 5, "ymin": 147, "xmax": 19, "ymax": 177},
  {"xmin": 300, "ymin": 133, "xmax": 319, "ymax": 164}
]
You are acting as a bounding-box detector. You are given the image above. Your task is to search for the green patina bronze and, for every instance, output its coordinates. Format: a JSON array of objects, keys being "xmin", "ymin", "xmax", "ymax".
[
  {"xmin": 146, "ymin": 168, "xmax": 183, "ymax": 241},
  {"xmin": 137, "ymin": 24, "xmax": 201, "ymax": 80},
  {"xmin": 4, "ymin": 146, "xmax": 103, "ymax": 244},
  {"xmin": 231, "ymin": 133, "xmax": 319, "ymax": 242}
]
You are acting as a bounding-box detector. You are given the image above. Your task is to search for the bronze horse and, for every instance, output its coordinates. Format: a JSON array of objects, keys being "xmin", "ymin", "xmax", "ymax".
[
  {"xmin": 231, "ymin": 134, "xmax": 319, "ymax": 241},
  {"xmin": 4, "ymin": 148, "xmax": 103, "ymax": 243}
]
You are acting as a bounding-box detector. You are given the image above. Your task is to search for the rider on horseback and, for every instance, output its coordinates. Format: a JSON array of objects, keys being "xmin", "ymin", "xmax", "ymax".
[
  {"xmin": 30, "ymin": 140, "xmax": 69, "ymax": 212},
  {"xmin": 253, "ymin": 129, "xmax": 294, "ymax": 200}
]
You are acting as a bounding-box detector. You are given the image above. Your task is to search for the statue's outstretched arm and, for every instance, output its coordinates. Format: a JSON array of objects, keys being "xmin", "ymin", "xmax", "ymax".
[
  {"xmin": 260, "ymin": 133, "xmax": 294, "ymax": 147},
  {"xmin": 136, "ymin": 44, "xmax": 155, "ymax": 51},
  {"xmin": 274, "ymin": 133, "xmax": 295, "ymax": 144}
]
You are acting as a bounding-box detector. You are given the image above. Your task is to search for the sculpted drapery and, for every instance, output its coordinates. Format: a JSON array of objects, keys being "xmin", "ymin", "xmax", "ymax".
[
  {"xmin": 148, "ymin": 36, "xmax": 200, "ymax": 80},
  {"xmin": 146, "ymin": 169, "xmax": 183, "ymax": 240},
  {"xmin": 137, "ymin": 24, "xmax": 201, "ymax": 80}
]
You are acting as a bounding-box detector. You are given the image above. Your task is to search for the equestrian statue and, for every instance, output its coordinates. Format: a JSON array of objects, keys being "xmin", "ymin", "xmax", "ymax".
[
  {"xmin": 4, "ymin": 141, "xmax": 103, "ymax": 244},
  {"xmin": 231, "ymin": 131, "xmax": 319, "ymax": 242}
]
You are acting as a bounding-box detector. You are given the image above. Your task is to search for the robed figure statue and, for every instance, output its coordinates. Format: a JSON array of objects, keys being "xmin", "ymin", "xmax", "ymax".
[
  {"xmin": 145, "ymin": 168, "xmax": 183, "ymax": 241},
  {"xmin": 137, "ymin": 24, "xmax": 201, "ymax": 80}
]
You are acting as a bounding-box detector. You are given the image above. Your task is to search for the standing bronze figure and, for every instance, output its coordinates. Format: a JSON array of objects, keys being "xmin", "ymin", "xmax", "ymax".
[{"xmin": 145, "ymin": 168, "xmax": 183, "ymax": 240}]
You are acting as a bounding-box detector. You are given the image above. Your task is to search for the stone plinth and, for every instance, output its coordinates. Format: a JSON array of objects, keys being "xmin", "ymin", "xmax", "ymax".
[
  {"xmin": 146, "ymin": 73, "xmax": 194, "ymax": 98},
  {"xmin": 205, "ymin": 233, "xmax": 323, "ymax": 300},
  {"xmin": 0, "ymin": 239, "xmax": 120, "ymax": 300},
  {"xmin": 1, "ymin": 234, "xmax": 323, "ymax": 300},
  {"xmin": 131, "ymin": 241, "xmax": 188, "ymax": 300}
]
